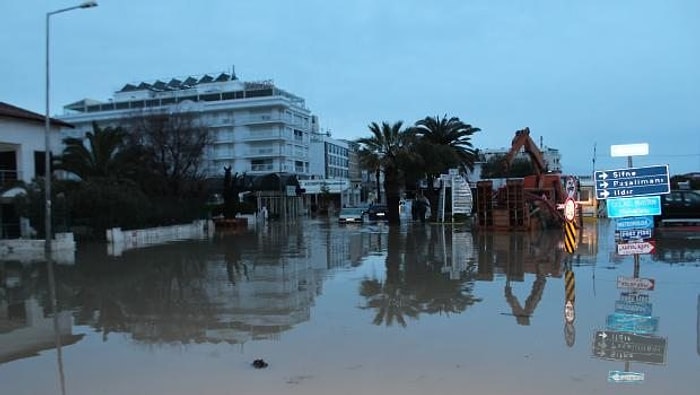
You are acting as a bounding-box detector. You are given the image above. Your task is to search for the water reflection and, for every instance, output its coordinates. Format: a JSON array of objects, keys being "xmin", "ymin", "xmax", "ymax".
[
  {"xmin": 591, "ymin": 251, "xmax": 668, "ymax": 384},
  {"xmin": 477, "ymin": 230, "xmax": 566, "ymax": 326},
  {"xmin": 653, "ymin": 236, "xmax": 700, "ymax": 265},
  {"xmin": 1, "ymin": 219, "xmax": 700, "ymax": 394},
  {"xmin": 0, "ymin": 223, "xmax": 588, "ymax": 348},
  {"xmin": 74, "ymin": 227, "xmax": 329, "ymax": 344},
  {"xmin": 0, "ymin": 262, "xmax": 83, "ymax": 365},
  {"xmin": 359, "ymin": 226, "xmax": 481, "ymax": 327}
]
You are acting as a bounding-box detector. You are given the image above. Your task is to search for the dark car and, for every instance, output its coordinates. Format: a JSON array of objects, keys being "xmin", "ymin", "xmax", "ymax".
[
  {"xmin": 655, "ymin": 189, "xmax": 700, "ymax": 226},
  {"xmin": 365, "ymin": 204, "xmax": 388, "ymax": 221}
]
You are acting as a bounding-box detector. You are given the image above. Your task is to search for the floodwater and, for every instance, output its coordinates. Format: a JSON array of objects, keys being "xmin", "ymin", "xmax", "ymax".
[{"xmin": 1, "ymin": 218, "xmax": 699, "ymax": 395}]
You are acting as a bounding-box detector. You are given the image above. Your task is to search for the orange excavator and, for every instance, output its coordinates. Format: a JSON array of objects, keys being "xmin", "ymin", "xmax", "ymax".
[{"xmin": 501, "ymin": 127, "xmax": 568, "ymax": 227}]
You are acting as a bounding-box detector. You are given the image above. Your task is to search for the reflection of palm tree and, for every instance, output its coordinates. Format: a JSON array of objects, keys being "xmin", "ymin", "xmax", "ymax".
[
  {"xmin": 360, "ymin": 280, "xmax": 419, "ymax": 327},
  {"xmin": 413, "ymin": 273, "xmax": 481, "ymax": 315},
  {"xmin": 360, "ymin": 226, "xmax": 482, "ymax": 326},
  {"xmin": 360, "ymin": 227, "xmax": 420, "ymax": 327}
]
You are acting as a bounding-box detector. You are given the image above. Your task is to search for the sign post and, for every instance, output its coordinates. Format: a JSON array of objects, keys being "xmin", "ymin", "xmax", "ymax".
[{"xmin": 594, "ymin": 144, "xmax": 671, "ymax": 382}]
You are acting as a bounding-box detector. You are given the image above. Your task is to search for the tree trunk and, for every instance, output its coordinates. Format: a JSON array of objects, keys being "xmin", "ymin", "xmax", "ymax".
[
  {"xmin": 424, "ymin": 175, "xmax": 439, "ymax": 221},
  {"xmin": 374, "ymin": 169, "xmax": 381, "ymax": 204},
  {"xmin": 384, "ymin": 168, "xmax": 402, "ymax": 225}
]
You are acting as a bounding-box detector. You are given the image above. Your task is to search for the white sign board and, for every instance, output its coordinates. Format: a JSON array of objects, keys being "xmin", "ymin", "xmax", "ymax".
[
  {"xmin": 616, "ymin": 240, "xmax": 656, "ymax": 255},
  {"xmin": 617, "ymin": 276, "xmax": 655, "ymax": 291},
  {"xmin": 298, "ymin": 179, "xmax": 349, "ymax": 194},
  {"xmin": 610, "ymin": 143, "xmax": 649, "ymax": 157}
]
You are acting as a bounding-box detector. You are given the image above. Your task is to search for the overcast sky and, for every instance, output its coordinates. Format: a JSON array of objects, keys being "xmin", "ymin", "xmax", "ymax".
[{"xmin": 2, "ymin": 0, "xmax": 698, "ymax": 175}]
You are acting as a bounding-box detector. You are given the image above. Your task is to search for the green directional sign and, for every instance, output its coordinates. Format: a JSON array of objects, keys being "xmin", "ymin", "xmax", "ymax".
[{"xmin": 595, "ymin": 165, "xmax": 670, "ymax": 199}]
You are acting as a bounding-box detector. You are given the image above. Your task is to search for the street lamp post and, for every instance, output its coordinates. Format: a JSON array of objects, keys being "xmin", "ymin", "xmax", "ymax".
[{"xmin": 44, "ymin": 1, "xmax": 98, "ymax": 257}]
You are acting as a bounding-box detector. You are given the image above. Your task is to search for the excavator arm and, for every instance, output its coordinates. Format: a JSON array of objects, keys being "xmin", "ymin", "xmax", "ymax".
[{"xmin": 502, "ymin": 127, "xmax": 548, "ymax": 175}]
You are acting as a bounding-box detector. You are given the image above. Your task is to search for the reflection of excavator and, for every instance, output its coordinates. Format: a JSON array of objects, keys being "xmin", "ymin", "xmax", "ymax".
[{"xmin": 504, "ymin": 264, "xmax": 547, "ymax": 325}]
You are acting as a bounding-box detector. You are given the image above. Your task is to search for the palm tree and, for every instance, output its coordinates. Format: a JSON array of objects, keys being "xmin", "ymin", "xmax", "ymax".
[
  {"xmin": 56, "ymin": 122, "xmax": 129, "ymax": 180},
  {"xmin": 355, "ymin": 121, "xmax": 414, "ymax": 224},
  {"xmin": 413, "ymin": 115, "xmax": 480, "ymax": 172},
  {"xmin": 411, "ymin": 115, "xmax": 481, "ymax": 220}
]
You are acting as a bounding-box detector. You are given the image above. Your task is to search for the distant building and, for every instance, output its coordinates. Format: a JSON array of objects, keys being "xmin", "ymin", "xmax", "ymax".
[
  {"xmin": 308, "ymin": 125, "xmax": 349, "ymax": 179},
  {"xmin": 303, "ymin": 126, "xmax": 361, "ymax": 208},
  {"xmin": 59, "ymin": 70, "xmax": 314, "ymax": 179},
  {"xmin": 479, "ymin": 145, "xmax": 562, "ymax": 173}
]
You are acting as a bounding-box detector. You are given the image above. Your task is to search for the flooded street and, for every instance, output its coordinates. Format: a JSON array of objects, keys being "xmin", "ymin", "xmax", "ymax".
[{"xmin": 1, "ymin": 218, "xmax": 699, "ymax": 395}]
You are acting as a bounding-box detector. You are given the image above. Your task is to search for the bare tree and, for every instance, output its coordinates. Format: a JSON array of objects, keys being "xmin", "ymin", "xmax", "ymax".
[{"xmin": 124, "ymin": 105, "xmax": 212, "ymax": 196}]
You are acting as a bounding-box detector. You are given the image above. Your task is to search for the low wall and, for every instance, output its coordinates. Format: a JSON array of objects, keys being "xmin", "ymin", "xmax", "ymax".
[
  {"xmin": 106, "ymin": 219, "xmax": 215, "ymax": 256},
  {"xmin": 0, "ymin": 232, "xmax": 76, "ymax": 264}
]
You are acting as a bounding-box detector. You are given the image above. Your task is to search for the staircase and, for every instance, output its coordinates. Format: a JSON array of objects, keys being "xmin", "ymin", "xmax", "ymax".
[{"xmin": 437, "ymin": 169, "xmax": 473, "ymax": 222}]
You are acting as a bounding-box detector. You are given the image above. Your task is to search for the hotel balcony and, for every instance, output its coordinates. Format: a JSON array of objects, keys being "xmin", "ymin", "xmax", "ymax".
[
  {"xmin": 243, "ymin": 148, "xmax": 280, "ymax": 159},
  {"xmin": 242, "ymin": 131, "xmax": 286, "ymax": 142}
]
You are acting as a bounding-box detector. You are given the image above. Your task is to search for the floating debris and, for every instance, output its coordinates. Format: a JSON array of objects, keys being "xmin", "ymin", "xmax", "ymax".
[{"xmin": 252, "ymin": 359, "xmax": 269, "ymax": 369}]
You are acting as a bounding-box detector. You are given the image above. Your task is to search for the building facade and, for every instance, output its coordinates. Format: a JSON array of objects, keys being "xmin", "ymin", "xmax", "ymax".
[
  {"xmin": 304, "ymin": 130, "xmax": 362, "ymax": 208},
  {"xmin": 59, "ymin": 71, "xmax": 314, "ymax": 179},
  {"xmin": 0, "ymin": 102, "xmax": 73, "ymax": 239}
]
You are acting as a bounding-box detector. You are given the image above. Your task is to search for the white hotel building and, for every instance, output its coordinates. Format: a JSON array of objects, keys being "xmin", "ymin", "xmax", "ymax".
[{"xmin": 59, "ymin": 71, "xmax": 317, "ymax": 179}]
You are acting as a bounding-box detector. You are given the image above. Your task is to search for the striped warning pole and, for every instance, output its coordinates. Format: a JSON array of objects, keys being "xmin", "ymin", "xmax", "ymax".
[
  {"xmin": 565, "ymin": 270, "xmax": 576, "ymax": 304},
  {"xmin": 562, "ymin": 180, "xmax": 577, "ymax": 345},
  {"xmin": 564, "ymin": 221, "xmax": 577, "ymax": 255},
  {"xmin": 564, "ymin": 269, "xmax": 576, "ymax": 324}
]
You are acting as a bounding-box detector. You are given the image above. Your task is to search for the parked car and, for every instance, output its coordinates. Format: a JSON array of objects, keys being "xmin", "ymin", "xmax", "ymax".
[
  {"xmin": 655, "ymin": 189, "xmax": 700, "ymax": 226},
  {"xmin": 338, "ymin": 207, "xmax": 366, "ymax": 224},
  {"xmin": 366, "ymin": 204, "xmax": 388, "ymax": 221}
]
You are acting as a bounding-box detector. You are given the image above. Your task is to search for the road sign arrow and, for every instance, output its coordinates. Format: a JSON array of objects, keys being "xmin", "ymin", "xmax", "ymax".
[
  {"xmin": 598, "ymin": 331, "xmax": 608, "ymax": 339},
  {"xmin": 617, "ymin": 240, "xmax": 656, "ymax": 255},
  {"xmin": 599, "ymin": 180, "xmax": 609, "ymax": 188},
  {"xmin": 598, "ymin": 190, "xmax": 610, "ymax": 199},
  {"xmin": 598, "ymin": 172, "xmax": 609, "ymax": 180},
  {"xmin": 608, "ymin": 371, "xmax": 645, "ymax": 383}
]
